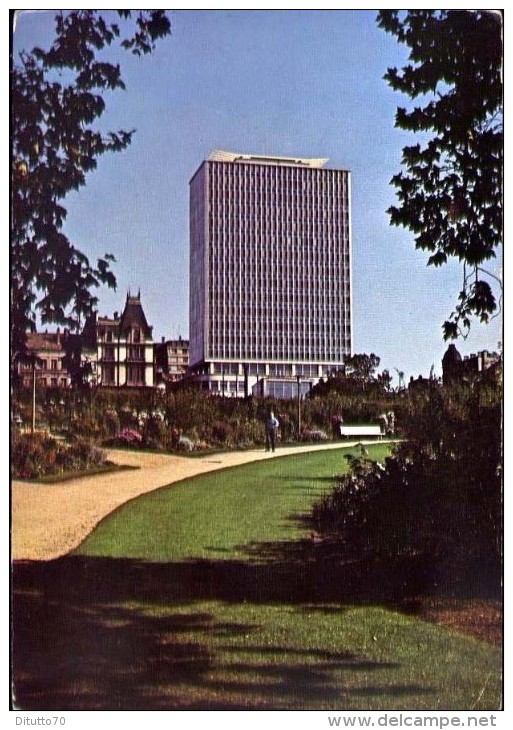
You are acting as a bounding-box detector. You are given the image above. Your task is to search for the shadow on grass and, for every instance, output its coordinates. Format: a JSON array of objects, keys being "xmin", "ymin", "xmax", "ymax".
[
  {"xmin": 10, "ymin": 543, "xmax": 423, "ymax": 711},
  {"xmin": 12, "ymin": 533, "xmax": 499, "ymax": 710}
]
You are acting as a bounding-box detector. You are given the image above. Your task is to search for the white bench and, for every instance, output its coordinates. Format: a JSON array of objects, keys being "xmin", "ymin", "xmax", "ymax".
[{"xmin": 339, "ymin": 424, "xmax": 382, "ymax": 439}]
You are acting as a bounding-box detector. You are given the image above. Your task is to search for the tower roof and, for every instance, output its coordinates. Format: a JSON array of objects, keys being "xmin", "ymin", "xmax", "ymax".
[
  {"xmin": 208, "ymin": 149, "xmax": 329, "ymax": 168},
  {"xmin": 119, "ymin": 291, "xmax": 152, "ymax": 338},
  {"xmin": 442, "ymin": 343, "xmax": 462, "ymax": 365}
]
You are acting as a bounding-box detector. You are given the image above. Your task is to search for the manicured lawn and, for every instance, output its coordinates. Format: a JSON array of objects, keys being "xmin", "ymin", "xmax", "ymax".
[
  {"xmin": 12, "ymin": 444, "xmax": 502, "ymax": 710},
  {"xmin": 76, "ymin": 443, "xmax": 393, "ymax": 560}
]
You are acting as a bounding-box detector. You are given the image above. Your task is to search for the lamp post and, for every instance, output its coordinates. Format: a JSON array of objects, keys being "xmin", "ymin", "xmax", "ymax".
[
  {"xmin": 88, "ymin": 374, "xmax": 102, "ymax": 423},
  {"xmin": 31, "ymin": 358, "xmax": 36, "ymax": 434},
  {"xmin": 30, "ymin": 355, "xmax": 43, "ymax": 434},
  {"xmin": 68, "ymin": 384, "xmax": 74, "ymax": 433},
  {"xmin": 243, "ymin": 363, "xmax": 249, "ymax": 399}
]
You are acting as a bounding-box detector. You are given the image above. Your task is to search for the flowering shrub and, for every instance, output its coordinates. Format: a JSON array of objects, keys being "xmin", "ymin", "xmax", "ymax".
[
  {"xmin": 301, "ymin": 428, "xmax": 329, "ymax": 442},
  {"xmin": 115, "ymin": 428, "xmax": 143, "ymax": 445},
  {"xmin": 177, "ymin": 435, "xmax": 195, "ymax": 452},
  {"xmin": 103, "ymin": 409, "xmax": 120, "ymax": 436},
  {"xmin": 12, "ymin": 433, "xmax": 57, "ymax": 479},
  {"xmin": 56, "ymin": 440, "xmax": 106, "ymax": 472}
]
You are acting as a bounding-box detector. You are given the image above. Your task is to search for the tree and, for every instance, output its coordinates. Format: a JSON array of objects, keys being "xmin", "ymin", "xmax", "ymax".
[
  {"xmin": 310, "ymin": 353, "xmax": 390, "ymax": 400},
  {"xmin": 11, "ymin": 10, "xmax": 171, "ymax": 369},
  {"xmin": 344, "ymin": 353, "xmax": 381, "ymax": 383},
  {"xmin": 377, "ymin": 10, "xmax": 503, "ymax": 339}
]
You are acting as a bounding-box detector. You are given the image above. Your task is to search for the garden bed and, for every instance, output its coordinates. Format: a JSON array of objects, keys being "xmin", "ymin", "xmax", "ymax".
[
  {"xmin": 28, "ymin": 463, "xmax": 140, "ymax": 485},
  {"xmin": 415, "ymin": 598, "xmax": 502, "ymax": 646}
]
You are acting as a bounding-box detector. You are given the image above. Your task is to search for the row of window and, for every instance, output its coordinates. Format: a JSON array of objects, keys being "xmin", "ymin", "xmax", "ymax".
[
  {"xmin": 23, "ymin": 371, "xmax": 69, "ymax": 388},
  {"xmin": 209, "ymin": 277, "xmax": 351, "ymax": 290},
  {"xmin": 209, "ymin": 350, "xmax": 350, "ymax": 361},
  {"xmin": 209, "ymin": 337, "xmax": 351, "ymax": 347},
  {"xmin": 208, "ymin": 226, "xmax": 350, "ymax": 240},
  {"xmin": 209, "ymin": 284, "xmax": 351, "ymax": 293},
  {"xmin": 207, "ymin": 362, "xmax": 333, "ymax": 377},
  {"xmin": 208, "ymin": 161, "xmax": 349, "ymax": 188},
  {"xmin": 20, "ymin": 358, "xmax": 62, "ymax": 371},
  {"xmin": 207, "ymin": 168, "xmax": 349, "ymax": 182},
  {"xmin": 208, "ymin": 205, "xmax": 349, "ymax": 217},
  {"xmin": 209, "ymin": 380, "xmax": 246, "ymax": 393},
  {"xmin": 208, "ymin": 319, "xmax": 350, "ymax": 330},
  {"xmin": 207, "ymin": 247, "xmax": 350, "ymax": 260},
  {"xmin": 97, "ymin": 329, "xmax": 144, "ymax": 343},
  {"xmin": 26, "ymin": 376, "xmax": 69, "ymax": 388},
  {"xmin": 208, "ymin": 235, "xmax": 350, "ymax": 248},
  {"xmin": 209, "ymin": 257, "xmax": 351, "ymax": 269},
  {"xmin": 209, "ymin": 284, "xmax": 351, "ymax": 295},
  {"xmin": 207, "ymin": 314, "xmax": 352, "ymax": 325},
  {"xmin": 216, "ymin": 203, "xmax": 349, "ymax": 213},
  {"xmin": 99, "ymin": 365, "xmax": 147, "ymax": 385}
]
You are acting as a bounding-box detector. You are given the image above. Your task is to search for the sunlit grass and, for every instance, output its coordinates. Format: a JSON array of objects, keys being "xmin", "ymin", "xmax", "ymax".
[
  {"xmin": 76, "ymin": 444, "xmax": 391, "ymax": 560},
  {"xmin": 14, "ymin": 444, "xmax": 501, "ymax": 710}
]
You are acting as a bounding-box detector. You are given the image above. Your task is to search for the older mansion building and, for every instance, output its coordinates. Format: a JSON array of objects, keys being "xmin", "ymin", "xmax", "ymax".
[
  {"xmin": 81, "ymin": 291, "xmax": 155, "ymax": 387},
  {"xmin": 18, "ymin": 291, "xmax": 190, "ymax": 390}
]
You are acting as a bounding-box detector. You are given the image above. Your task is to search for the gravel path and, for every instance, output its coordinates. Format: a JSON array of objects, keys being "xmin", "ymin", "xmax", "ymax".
[{"xmin": 12, "ymin": 441, "xmax": 390, "ymax": 561}]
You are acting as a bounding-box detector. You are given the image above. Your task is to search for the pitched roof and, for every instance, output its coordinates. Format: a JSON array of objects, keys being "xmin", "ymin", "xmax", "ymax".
[
  {"xmin": 119, "ymin": 292, "xmax": 152, "ymax": 338},
  {"xmin": 25, "ymin": 331, "xmax": 65, "ymax": 352}
]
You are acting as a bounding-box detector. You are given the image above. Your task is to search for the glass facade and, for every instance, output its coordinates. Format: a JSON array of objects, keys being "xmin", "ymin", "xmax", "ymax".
[{"xmin": 189, "ymin": 152, "xmax": 352, "ymax": 395}]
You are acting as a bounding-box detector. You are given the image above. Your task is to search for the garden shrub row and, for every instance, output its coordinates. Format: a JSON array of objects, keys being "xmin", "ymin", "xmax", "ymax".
[
  {"xmin": 12, "ymin": 432, "xmax": 108, "ymax": 480},
  {"xmin": 311, "ymin": 378, "xmax": 502, "ymax": 594},
  {"xmin": 13, "ymin": 382, "xmax": 398, "ymax": 453}
]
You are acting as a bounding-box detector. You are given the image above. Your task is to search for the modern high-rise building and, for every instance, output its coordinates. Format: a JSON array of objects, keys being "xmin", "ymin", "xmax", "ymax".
[{"xmin": 189, "ymin": 150, "xmax": 352, "ymax": 397}]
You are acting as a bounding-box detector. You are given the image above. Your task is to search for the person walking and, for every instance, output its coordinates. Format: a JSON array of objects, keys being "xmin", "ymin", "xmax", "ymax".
[{"xmin": 265, "ymin": 411, "xmax": 279, "ymax": 452}]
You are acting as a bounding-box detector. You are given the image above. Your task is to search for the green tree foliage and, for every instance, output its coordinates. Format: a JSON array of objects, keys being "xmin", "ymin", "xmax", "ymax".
[
  {"xmin": 11, "ymin": 10, "xmax": 171, "ymax": 366},
  {"xmin": 311, "ymin": 353, "xmax": 391, "ymax": 398},
  {"xmin": 377, "ymin": 10, "xmax": 503, "ymax": 339},
  {"xmin": 344, "ymin": 353, "xmax": 381, "ymax": 382}
]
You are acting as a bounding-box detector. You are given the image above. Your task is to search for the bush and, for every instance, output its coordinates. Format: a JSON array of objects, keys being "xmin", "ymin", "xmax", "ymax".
[
  {"xmin": 177, "ymin": 435, "xmax": 195, "ymax": 452},
  {"xmin": 311, "ymin": 379, "xmax": 502, "ymax": 590},
  {"xmin": 211, "ymin": 421, "xmax": 232, "ymax": 444},
  {"xmin": 12, "ymin": 433, "xmax": 59, "ymax": 479},
  {"xmin": 12, "ymin": 432, "xmax": 108, "ymax": 479},
  {"xmin": 114, "ymin": 428, "xmax": 143, "ymax": 446},
  {"xmin": 301, "ymin": 428, "xmax": 329, "ymax": 442},
  {"xmin": 103, "ymin": 409, "xmax": 120, "ymax": 436}
]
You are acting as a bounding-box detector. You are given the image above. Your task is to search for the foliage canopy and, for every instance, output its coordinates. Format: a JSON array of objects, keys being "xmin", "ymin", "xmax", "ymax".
[
  {"xmin": 377, "ymin": 10, "xmax": 503, "ymax": 339},
  {"xmin": 11, "ymin": 10, "xmax": 171, "ymax": 365}
]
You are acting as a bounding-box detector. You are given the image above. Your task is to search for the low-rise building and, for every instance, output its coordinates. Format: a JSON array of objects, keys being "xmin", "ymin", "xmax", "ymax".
[
  {"xmin": 155, "ymin": 337, "xmax": 189, "ymax": 384},
  {"xmin": 442, "ymin": 344, "xmax": 501, "ymax": 385},
  {"xmin": 18, "ymin": 330, "xmax": 71, "ymax": 389}
]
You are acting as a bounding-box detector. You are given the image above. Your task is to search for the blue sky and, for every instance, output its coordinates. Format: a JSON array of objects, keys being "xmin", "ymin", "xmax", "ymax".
[{"xmin": 13, "ymin": 9, "xmax": 503, "ymax": 384}]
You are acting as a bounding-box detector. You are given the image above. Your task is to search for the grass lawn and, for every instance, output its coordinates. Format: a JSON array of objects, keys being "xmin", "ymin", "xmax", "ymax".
[{"xmin": 12, "ymin": 444, "xmax": 502, "ymax": 711}]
